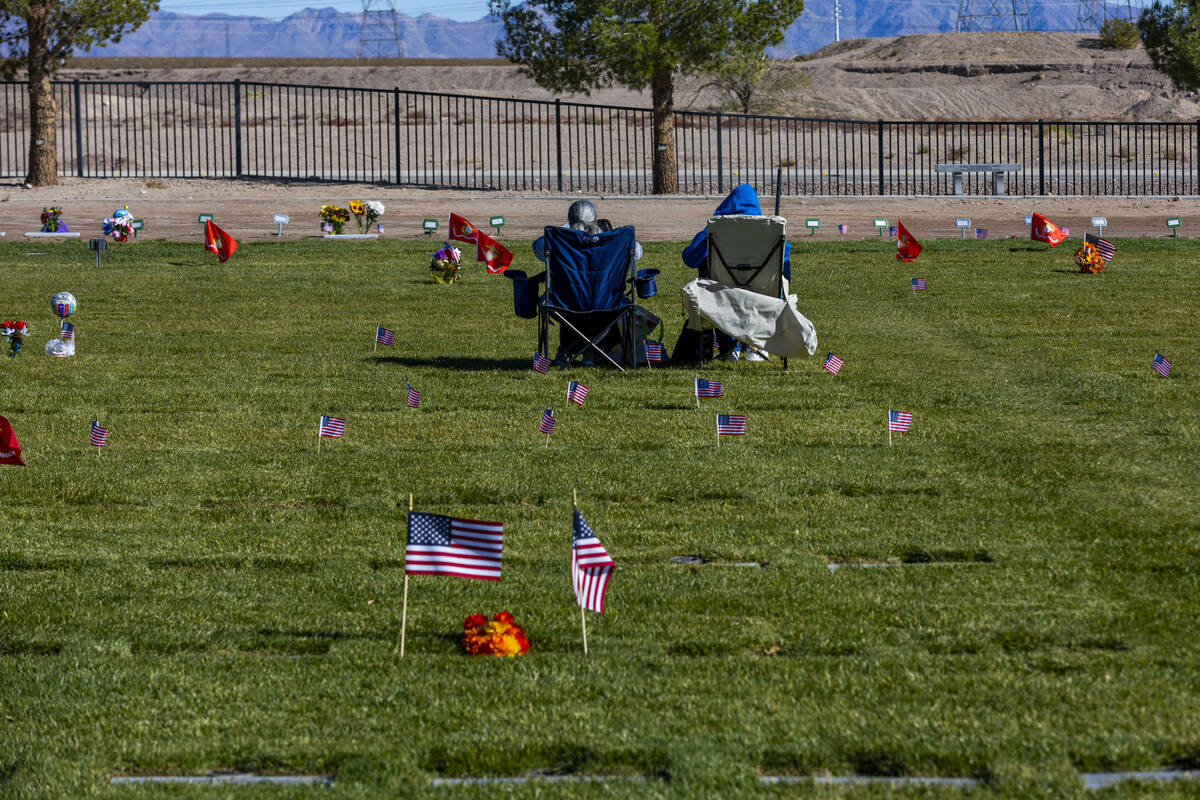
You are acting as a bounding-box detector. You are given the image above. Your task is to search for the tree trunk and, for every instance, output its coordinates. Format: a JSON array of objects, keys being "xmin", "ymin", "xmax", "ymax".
[
  {"xmin": 650, "ymin": 69, "xmax": 677, "ymax": 195},
  {"xmin": 25, "ymin": 3, "xmax": 59, "ymax": 187}
]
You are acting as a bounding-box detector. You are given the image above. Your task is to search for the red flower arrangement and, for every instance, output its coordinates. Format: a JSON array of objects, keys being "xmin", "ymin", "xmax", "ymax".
[
  {"xmin": 1075, "ymin": 242, "xmax": 1105, "ymax": 274},
  {"xmin": 462, "ymin": 612, "xmax": 529, "ymax": 657}
]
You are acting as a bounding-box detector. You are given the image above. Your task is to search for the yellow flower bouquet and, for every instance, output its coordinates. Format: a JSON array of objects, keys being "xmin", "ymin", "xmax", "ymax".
[{"xmin": 319, "ymin": 204, "xmax": 351, "ymax": 235}]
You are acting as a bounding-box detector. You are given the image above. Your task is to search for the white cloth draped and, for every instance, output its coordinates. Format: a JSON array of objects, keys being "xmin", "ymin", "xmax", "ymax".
[{"xmin": 681, "ymin": 278, "xmax": 818, "ymax": 358}]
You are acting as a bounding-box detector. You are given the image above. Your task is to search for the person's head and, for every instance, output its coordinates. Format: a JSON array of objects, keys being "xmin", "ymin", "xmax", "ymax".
[{"xmin": 567, "ymin": 199, "xmax": 599, "ymax": 233}]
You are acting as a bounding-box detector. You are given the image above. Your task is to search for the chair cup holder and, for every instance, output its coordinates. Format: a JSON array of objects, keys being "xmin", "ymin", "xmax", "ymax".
[
  {"xmin": 504, "ymin": 270, "xmax": 545, "ymax": 319},
  {"xmin": 635, "ymin": 268, "xmax": 660, "ymax": 299}
]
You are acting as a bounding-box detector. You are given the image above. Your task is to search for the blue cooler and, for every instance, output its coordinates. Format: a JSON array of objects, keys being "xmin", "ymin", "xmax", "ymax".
[{"xmin": 634, "ymin": 268, "xmax": 660, "ymax": 299}]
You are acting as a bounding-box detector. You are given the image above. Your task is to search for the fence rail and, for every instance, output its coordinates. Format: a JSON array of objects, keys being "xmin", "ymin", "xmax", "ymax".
[{"xmin": 2, "ymin": 79, "xmax": 1197, "ymax": 196}]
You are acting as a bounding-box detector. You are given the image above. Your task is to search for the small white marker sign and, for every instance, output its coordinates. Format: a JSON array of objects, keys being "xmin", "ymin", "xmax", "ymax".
[
  {"xmin": 1167, "ymin": 217, "xmax": 1181, "ymax": 227},
  {"xmin": 274, "ymin": 213, "xmax": 290, "ymax": 224},
  {"xmin": 1024, "ymin": 215, "xmax": 1033, "ymax": 226},
  {"xmin": 198, "ymin": 214, "xmax": 213, "ymax": 224},
  {"xmin": 1091, "ymin": 216, "xmax": 1107, "ymax": 228}
]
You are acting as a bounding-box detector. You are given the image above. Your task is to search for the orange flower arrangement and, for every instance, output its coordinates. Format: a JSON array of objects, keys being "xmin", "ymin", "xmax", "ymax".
[
  {"xmin": 1075, "ymin": 242, "xmax": 1105, "ymax": 274},
  {"xmin": 462, "ymin": 612, "xmax": 529, "ymax": 657}
]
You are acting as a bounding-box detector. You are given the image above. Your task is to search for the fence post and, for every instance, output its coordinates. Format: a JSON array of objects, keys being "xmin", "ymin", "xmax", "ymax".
[
  {"xmin": 233, "ymin": 79, "xmax": 243, "ymax": 177},
  {"xmin": 1195, "ymin": 119, "xmax": 1199, "ymax": 195},
  {"xmin": 1038, "ymin": 118, "xmax": 1045, "ymax": 196},
  {"xmin": 73, "ymin": 79, "xmax": 83, "ymax": 177},
  {"xmin": 555, "ymin": 98, "xmax": 563, "ymax": 192},
  {"xmin": 716, "ymin": 111, "xmax": 723, "ymax": 195},
  {"xmin": 394, "ymin": 87, "xmax": 401, "ymax": 185},
  {"xmin": 877, "ymin": 119, "xmax": 884, "ymax": 195}
]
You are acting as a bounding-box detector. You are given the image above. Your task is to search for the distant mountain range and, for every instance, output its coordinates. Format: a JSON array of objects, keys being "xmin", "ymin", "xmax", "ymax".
[{"xmin": 82, "ymin": 4, "xmax": 1092, "ymax": 60}]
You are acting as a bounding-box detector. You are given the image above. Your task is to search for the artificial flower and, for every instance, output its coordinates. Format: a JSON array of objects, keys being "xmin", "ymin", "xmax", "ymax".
[{"xmin": 430, "ymin": 241, "xmax": 464, "ymax": 284}]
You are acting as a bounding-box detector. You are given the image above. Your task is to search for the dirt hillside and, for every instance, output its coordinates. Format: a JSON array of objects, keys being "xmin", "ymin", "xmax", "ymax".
[{"xmin": 62, "ymin": 32, "xmax": 1199, "ymax": 121}]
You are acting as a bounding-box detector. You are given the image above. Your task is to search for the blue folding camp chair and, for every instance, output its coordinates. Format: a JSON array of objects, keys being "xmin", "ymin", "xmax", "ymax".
[{"xmin": 537, "ymin": 225, "xmax": 639, "ymax": 371}]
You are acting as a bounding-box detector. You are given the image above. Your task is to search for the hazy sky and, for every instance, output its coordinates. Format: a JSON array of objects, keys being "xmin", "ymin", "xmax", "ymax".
[{"xmin": 157, "ymin": 0, "xmax": 494, "ymax": 22}]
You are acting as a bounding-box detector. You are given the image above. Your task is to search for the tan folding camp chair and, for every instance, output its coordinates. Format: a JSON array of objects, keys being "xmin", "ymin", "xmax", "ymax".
[{"xmin": 704, "ymin": 214, "xmax": 789, "ymax": 368}]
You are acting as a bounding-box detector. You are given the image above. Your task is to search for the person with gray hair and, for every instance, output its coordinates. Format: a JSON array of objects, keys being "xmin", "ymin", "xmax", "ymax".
[{"xmin": 533, "ymin": 199, "xmax": 642, "ymax": 263}]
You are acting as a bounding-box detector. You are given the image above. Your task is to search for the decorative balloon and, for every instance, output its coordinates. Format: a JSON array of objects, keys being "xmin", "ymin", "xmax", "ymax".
[{"xmin": 52, "ymin": 291, "xmax": 77, "ymax": 319}]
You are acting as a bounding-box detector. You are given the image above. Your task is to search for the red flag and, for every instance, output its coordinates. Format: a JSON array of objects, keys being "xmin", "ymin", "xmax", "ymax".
[
  {"xmin": 896, "ymin": 218, "xmax": 923, "ymax": 262},
  {"xmin": 1031, "ymin": 212, "xmax": 1066, "ymax": 247},
  {"xmin": 0, "ymin": 415, "xmax": 24, "ymax": 466},
  {"xmin": 204, "ymin": 219, "xmax": 238, "ymax": 262},
  {"xmin": 448, "ymin": 213, "xmax": 479, "ymax": 245},
  {"xmin": 476, "ymin": 230, "xmax": 514, "ymax": 274}
]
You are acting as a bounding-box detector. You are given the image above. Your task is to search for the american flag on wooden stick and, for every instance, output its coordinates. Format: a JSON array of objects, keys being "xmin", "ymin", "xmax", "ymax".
[
  {"xmin": 539, "ymin": 409, "xmax": 556, "ymax": 435},
  {"xmin": 717, "ymin": 414, "xmax": 746, "ymax": 436},
  {"xmin": 532, "ymin": 352, "xmax": 551, "ymax": 374},
  {"xmin": 406, "ymin": 512, "xmax": 504, "ymax": 581},
  {"xmin": 571, "ymin": 507, "xmax": 614, "ymax": 612},
  {"xmin": 1152, "ymin": 352, "xmax": 1172, "ymax": 377},
  {"xmin": 60, "ymin": 321, "xmax": 74, "ymax": 341},
  {"xmin": 567, "ymin": 381, "xmax": 588, "ymax": 406},
  {"xmin": 888, "ymin": 410, "xmax": 912, "ymax": 433},
  {"xmin": 645, "ymin": 341, "xmax": 664, "ymax": 363},
  {"xmin": 407, "ymin": 384, "xmax": 421, "ymax": 408},
  {"xmin": 89, "ymin": 420, "xmax": 108, "ymax": 447},
  {"xmin": 319, "ymin": 416, "xmax": 345, "ymax": 438},
  {"xmin": 375, "ymin": 326, "xmax": 395, "ymax": 346},
  {"xmin": 823, "ymin": 352, "xmax": 843, "ymax": 375},
  {"xmin": 1084, "ymin": 232, "xmax": 1115, "ymax": 262},
  {"xmin": 695, "ymin": 378, "xmax": 724, "ymax": 398}
]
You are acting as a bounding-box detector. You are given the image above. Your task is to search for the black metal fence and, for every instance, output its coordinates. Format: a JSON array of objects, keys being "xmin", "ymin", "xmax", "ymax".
[{"xmin": 2, "ymin": 79, "xmax": 1197, "ymax": 196}]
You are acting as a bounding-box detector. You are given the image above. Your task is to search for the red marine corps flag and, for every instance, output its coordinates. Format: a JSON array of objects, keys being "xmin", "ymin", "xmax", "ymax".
[
  {"xmin": 448, "ymin": 213, "xmax": 479, "ymax": 245},
  {"xmin": 204, "ymin": 219, "xmax": 238, "ymax": 262},
  {"xmin": 0, "ymin": 415, "xmax": 24, "ymax": 466},
  {"xmin": 476, "ymin": 230, "xmax": 514, "ymax": 273},
  {"xmin": 1031, "ymin": 212, "xmax": 1066, "ymax": 247},
  {"xmin": 896, "ymin": 218, "xmax": 923, "ymax": 262}
]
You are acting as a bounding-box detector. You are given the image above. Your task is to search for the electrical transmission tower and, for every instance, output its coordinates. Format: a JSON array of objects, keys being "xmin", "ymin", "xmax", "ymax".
[
  {"xmin": 358, "ymin": 0, "xmax": 405, "ymax": 59},
  {"xmin": 1076, "ymin": 0, "xmax": 1137, "ymax": 32},
  {"xmin": 955, "ymin": 0, "xmax": 1032, "ymax": 32}
]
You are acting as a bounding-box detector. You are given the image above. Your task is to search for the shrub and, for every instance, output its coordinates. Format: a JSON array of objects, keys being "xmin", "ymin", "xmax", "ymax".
[{"xmin": 1099, "ymin": 18, "xmax": 1140, "ymax": 50}]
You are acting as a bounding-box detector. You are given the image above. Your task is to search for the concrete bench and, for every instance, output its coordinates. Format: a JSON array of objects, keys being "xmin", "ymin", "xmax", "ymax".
[{"xmin": 935, "ymin": 162, "xmax": 1021, "ymax": 196}]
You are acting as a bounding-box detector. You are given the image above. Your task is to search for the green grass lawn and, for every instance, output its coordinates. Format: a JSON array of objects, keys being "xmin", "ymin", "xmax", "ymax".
[{"xmin": 1, "ymin": 235, "xmax": 1197, "ymax": 798}]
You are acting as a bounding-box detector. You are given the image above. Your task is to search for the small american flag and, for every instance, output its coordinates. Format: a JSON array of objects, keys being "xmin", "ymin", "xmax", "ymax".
[
  {"xmin": 888, "ymin": 410, "xmax": 912, "ymax": 433},
  {"xmin": 89, "ymin": 420, "xmax": 108, "ymax": 447},
  {"xmin": 572, "ymin": 507, "xmax": 614, "ymax": 613},
  {"xmin": 695, "ymin": 378, "xmax": 724, "ymax": 398},
  {"xmin": 711, "ymin": 330, "xmax": 719, "ymax": 351},
  {"xmin": 539, "ymin": 409, "xmax": 556, "ymax": 435},
  {"xmin": 567, "ymin": 381, "xmax": 588, "ymax": 405},
  {"xmin": 1084, "ymin": 232, "xmax": 1115, "ymax": 262},
  {"xmin": 717, "ymin": 414, "xmax": 746, "ymax": 436},
  {"xmin": 823, "ymin": 352, "xmax": 844, "ymax": 375},
  {"xmin": 319, "ymin": 415, "xmax": 345, "ymax": 438},
  {"xmin": 406, "ymin": 512, "xmax": 504, "ymax": 581},
  {"xmin": 532, "ymin": 352, "xmax": 551, "ymax": 374},
  {"xmin": 911, "ymin": 278, "xmax": 927, "ymax": 291},
  {"xmin": 1152, "ymin": 352, "xmax": 1172, "ymax": 377},
  {"xmin": 375, "ymin": 326, "xmax": 395, "ymax": 346},
  {"xmin": 60, "ymin": 321, "xmax": 74, "ymax": 341},
  {"xmin": 407, "ymin": 384, "xmax": 420, "ymax": 408},
  {"xmin": 837, "ymin": 223, "xmax": 848, "ymax": 235},
  {"xmin": 645, "ymin": 341, "xmax": 664, "ymax": 363}
]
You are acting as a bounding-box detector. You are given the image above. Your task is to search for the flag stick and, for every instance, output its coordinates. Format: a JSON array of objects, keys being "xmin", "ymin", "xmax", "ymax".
[
  {"xmin": 401, "ymin": 493, "xmax": 413, "ymax": 658},
  {"xmin": 716, "ymin": 414, "xmax": 720, "ymax": 448},
  {"xmin": 888, "ymin": 410, "xmax": 892, "ymax": 447},
  {"xmin": 694, "ymin": 376, "xmax": 700, "ymax": 409},
  {"xmin": 581, "ymin": 604, "xmax": 588, "ymax": 655}
]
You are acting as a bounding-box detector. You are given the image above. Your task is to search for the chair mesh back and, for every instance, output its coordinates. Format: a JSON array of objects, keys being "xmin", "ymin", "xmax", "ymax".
[
  {"xmin": 705, "ymin": 215, "xmax": 786, "ymax": 298},
  {"xmin": 543, "ymin": 226, "xmax": 635, "ymax": 312}
]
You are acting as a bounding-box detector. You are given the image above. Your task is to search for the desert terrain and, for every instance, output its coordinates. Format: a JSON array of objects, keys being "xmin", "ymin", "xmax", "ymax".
[{"xmin": 1, "ymin": 32, "xmax": 1196, "ymax": 244}]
